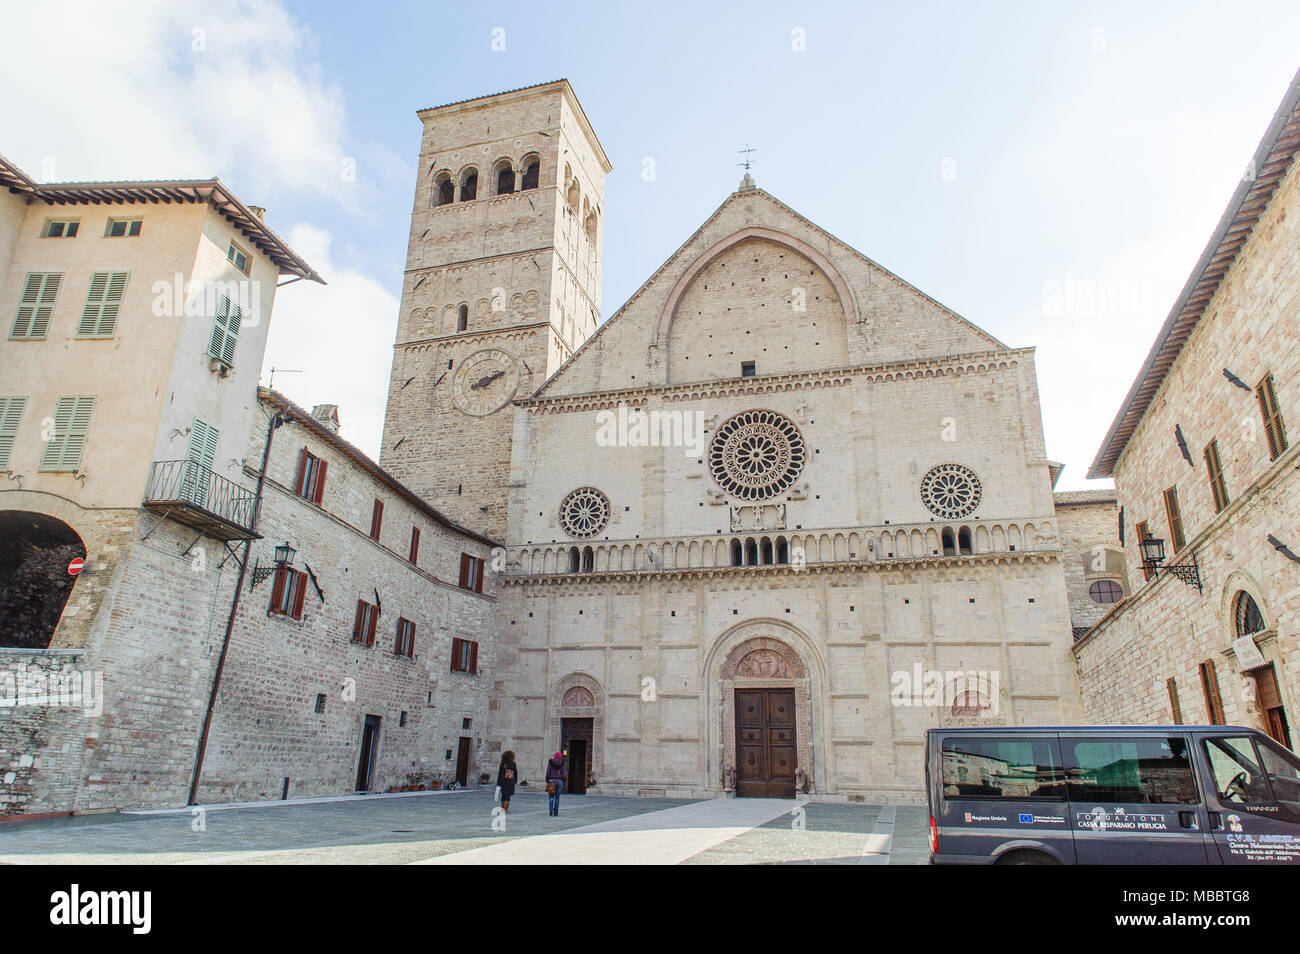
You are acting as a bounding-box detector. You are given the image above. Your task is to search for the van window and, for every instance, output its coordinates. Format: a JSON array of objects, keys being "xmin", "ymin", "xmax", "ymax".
[
  {"xmin": 1063, "ymin": 737, "xmax": 1197, "ymax": 804},
  {"xmin": 940, "ymin": 737, "xmax": 1064, "ymax": 799},
  {"xmin": 1258, "ymin": 739, "xmax": 1300, "ymax": 815},
  {"xmin": 1203, "ymin": 736, "xmax": 1272, "ymax": 804}
]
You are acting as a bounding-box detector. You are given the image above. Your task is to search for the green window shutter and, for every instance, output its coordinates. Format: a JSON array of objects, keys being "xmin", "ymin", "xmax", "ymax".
[
  {"xmin": 40, "ymin": 395, "xmax": 95, "ymax": 471},
  {"xmin": 0, "ymin": 396, "xmax": 27, "ymax": 469},
  {"xmin": 11, "ymin": 273, "xmax": 61, "ymax": 339},
  {"xmin": 208, "ymin": 295, "xmax": 241, "ymax": 367},
  {"xmin": 182, "ymin": 418, "xmax": 220, "ymax": 505},
  {"xmin": 78, "ymin": 272, "xmax": 128, "ymax": 338}
]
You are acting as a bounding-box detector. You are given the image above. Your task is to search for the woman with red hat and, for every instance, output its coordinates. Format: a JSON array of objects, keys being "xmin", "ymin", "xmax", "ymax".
[{"xmin": 544, "ymin": 751, "xmax": 567, "ymax": 816}]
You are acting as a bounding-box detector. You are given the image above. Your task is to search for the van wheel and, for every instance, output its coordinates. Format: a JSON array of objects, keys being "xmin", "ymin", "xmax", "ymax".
[{"xmin": 996, "ymin": 850, "xmax": 1059, "ymax": 865}]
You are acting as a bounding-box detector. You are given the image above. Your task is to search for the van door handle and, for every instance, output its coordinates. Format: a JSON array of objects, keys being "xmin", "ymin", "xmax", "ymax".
[
  {"xmin": 1207, "ymin": 811, "xmax": 1223, "ymax": 830},
  {"xmin": 1178, "ymin": 811, "xmax": 1198, "ymax": 830}
]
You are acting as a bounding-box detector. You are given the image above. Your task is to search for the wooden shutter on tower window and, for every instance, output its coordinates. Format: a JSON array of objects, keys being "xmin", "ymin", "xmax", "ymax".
[
  {"xmin": 1163, "ymin": 487, "xmax": 1186, "ymax": 552},
  {"xmin": 312, "ymin": 459, "xmax": 327, "ymax": 504},
  {"xmin": 370, "ymin": 499, "xmax": 384, "ymax": 540},
  {"xmin": 291, "ymin": 571, "xmax": 307, "ymax": 620},
  {"xmin": 353, "ymin": 600, "xmax": 365, "ymax": 641},
  {"xmin": 366, "ymin": 603, "xmax": 378, "ymax": 646},
  {"xmin": 459, "ymin": 553, "xmax": 470, "ymax": 588},
  {"xmin": 450, "ymin": 637, "xmax": 461, "ymax": 672},
  {"xmin": 1257, "ymin": 373, "xmax": 1288, "ymax": 459},
  {"xmin": 469, "ymin": 641, "xmax": 478, "ymax": 674},
  {"xmin": 1200, "ymin": 659, "xmax": 1225, "ymax": 725},
  {"xmin": 1167, "ymin": 677, "xmax": 1183, "ymax": 724},
  {"xmin": 409, "ymin": 527, "xmax": 420, "ymax": 564}
]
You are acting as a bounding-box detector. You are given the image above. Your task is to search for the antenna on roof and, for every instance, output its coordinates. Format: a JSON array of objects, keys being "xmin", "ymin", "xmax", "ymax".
[
  {"xmin": 267, "ymin": 367, "xmax": 302, "ymax": 390},
  {"xmin": 738, "ymin": 145, "xmax": 756, "ymax": 172}
]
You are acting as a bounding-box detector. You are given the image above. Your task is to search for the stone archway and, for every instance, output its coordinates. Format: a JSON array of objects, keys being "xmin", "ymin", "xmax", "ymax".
[
  {"xmin": 0, "ymin": 510, "xmax": 87, "ymax": 648},
  {"xmin": 708, "ymin": 624, "xmax": 820, "ymax": 797},
  {"xmin": 549, "ymin": 672, "xmax": 605, "ymax": 790}
]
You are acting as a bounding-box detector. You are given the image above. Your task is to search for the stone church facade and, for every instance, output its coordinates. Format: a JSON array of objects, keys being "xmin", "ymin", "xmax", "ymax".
[{"xmin": 382, "ymin": 81, "xmax": 1091, "ymax": 802}]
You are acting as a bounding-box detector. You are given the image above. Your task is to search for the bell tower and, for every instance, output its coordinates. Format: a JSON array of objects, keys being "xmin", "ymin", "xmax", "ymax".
[{"xmin": 379, "ymin": 80, "xmax": 611, "ymax": 540}]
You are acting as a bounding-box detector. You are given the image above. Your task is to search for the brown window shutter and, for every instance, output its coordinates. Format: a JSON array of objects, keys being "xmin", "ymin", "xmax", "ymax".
[
  {"xmin": 367, "ymin": 604, "xmax": 378, "ymax": 646},
  {"xmin": 291, "ymin": 571, "xmax": 307, "ymax": 619},
  {"xmin": 394, "ymin": 619, "xmax": 403, "ymax": 655},
  {"xmin": 1166, "ymin": 677, "xmax": 1182, "ymax": 724},
  {"xmin": 407, "ymin": 620, "xmax": 416, "ymax": 657},
  {"xmin": 313, "ymin": 459, "xmax": 328, "ymax": 504},
  {"xmin": 450, "ymin": 638, "xmax": 461, "ymax": 672},
  {"xmin": 270, "ymin": 564, "xmax": 287, "ymax": 612},
  {"xmin": 474, "ymin": 558, "xmax": 483, "ymax": 593},
  {"xmin": 370, "ymin": 499, "xmax": 384, "ymax": 540},
  {"xmin": 296, "ymin": 447, "xmax": 310, "ymax": 495},
  {"xmin": 409, "ymin": 527, "xmax": 420, "ymax": 564},
  {"xmin": 353, "ymin": 600, "xmax": 364, "ymax": 641},
  {"xmin": 1200, "ymin": 659, "xmax": 1225, "ymax": 725},
  {"xmin": 469, "ymin": 641, "xmax": 478, "ymax": 674},
  {"xmin": 459, "ymin": 553, "xmax": 469, "ymax": 588}
]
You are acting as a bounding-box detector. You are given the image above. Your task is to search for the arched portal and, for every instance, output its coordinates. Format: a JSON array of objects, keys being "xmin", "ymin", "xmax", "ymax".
[
  {"xmin": 0, "ymin": 511, "xmax": 86, "ymax": 649},
  {"xmin": 549, "ymin": 672, "xmax": 605, "ymax": 794},
  {"xmin": 709, "ymin": 625, "xmax": 819, "ymax": 798}
]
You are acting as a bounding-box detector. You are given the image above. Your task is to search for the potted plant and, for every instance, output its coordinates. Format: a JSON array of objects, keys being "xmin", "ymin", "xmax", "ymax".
[{"xmin": 479, "ymin": 772, "xmax": 491, "ymax": 786}]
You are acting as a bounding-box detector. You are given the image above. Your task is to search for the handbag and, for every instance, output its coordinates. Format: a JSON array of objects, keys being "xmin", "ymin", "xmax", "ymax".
[{"xmin": 546, "ymin": 781, "xmax": 557, "ymax": 795}]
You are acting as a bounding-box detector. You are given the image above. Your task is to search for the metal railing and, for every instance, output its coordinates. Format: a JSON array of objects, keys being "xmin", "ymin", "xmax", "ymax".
[{"xmin": 144, "ymin": 459, "xmax": 256, "ymax": 532}]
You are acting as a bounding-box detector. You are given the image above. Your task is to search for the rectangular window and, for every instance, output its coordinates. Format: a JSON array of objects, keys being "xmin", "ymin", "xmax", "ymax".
[
  {"xmin": 1061, "ymin": 736, "xmax": 1198, "ymax": 804},
  {"xmin": 1257, "ymin": 372, "xmax": 1288, "ymax": 461},
  {"xmin": 409, "ymin": 526, "xmax": 420, "ymax": 564},
  {"xmin": 1135, "ymin": 520, "xmax": 1154, "ymax": 581},
  {"xmin": 1167, "ymin": 677, "xmax": 1183, "ymax": 725},
  {"xmin": 395, "ymin": 617, "xmax": 415, "ymax": 658},
  {"xmin": 741, "ymin": 361, "xmax": 756, "ymax": 377},
  {"xmin": 295, "ymin": 448, "xmax": 327, "ymax": 504},
  {"xmin": 314, "ymin": 693, "xmax": 326, "ymax": 714},
  {"xmin": 369, "ymin": 499, "xmax": 384, "ymax": 541},
  {"xmin": 458, "ymin": 553, "xmax": 484, "ymax": 593},
  {"xmin": 1200, "ymin": 659, "xmax": 1225, "ymax": 725},
  {"xmin": 269, "ymin": 565, "xmax": 307, "ymax": 620},
  {"xmin": 1163, "ymin": 486, "xmax": 1186, "ymax": 552},
  {"xmin": 42, "ymin": 219, "xmax": 79, "ymax": 238},
  {"xmin": 450, "ymin": 637, "xmax": 479, "ymax": 674},
  {"xmin": 105, "ymin": 217, "xmax": 142, "ymax": 237},
  {"xmin": 353, "ymin": 599, "xmax": 378, "ymax": 646},
  {"xmin": 10, "ymin": 272, "xmax": 62, "ymax": 340},
  {"xmin": 207, "ymin": 293, "xmax": 243, "ymax": 368},
  {"xmin": 0, "ymin": 396, "xmax": 27, "ymax": 470},
  {"xmin": 76, "ymin": 271, "xmax": 128, "ymax": 338},
  {"xmin": 39, "ymin": 395, "xmax": 95, "ymax": 471},
  {"xmin": 939, "ymin": 736, "xmax": 1064, "ymax": 799},
  {"xmin": 227, "ymin": 241, "xmax": 250, "ymax": 275},
  {"xmin": 1204, "ymin": 439, "xmax": 1229, "ymax": 513}
]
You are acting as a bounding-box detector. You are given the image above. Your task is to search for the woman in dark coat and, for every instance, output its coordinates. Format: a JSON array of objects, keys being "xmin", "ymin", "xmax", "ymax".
[
  {"xmin": 545, "ymin": 751, "xmax": 567, "ymax": 816},
  {"xmin": 496, "ymin": 750, "xmax": 518, "ymax": 812}
]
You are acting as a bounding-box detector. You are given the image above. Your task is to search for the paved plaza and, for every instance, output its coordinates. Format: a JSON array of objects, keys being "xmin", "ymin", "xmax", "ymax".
[{"xmin": 0, "ymin": 790, "xmax": 930, "ymax": 865}]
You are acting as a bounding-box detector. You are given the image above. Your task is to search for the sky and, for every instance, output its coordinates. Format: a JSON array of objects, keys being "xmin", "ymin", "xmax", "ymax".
[{"xmin": 3, "ymin": 0, "xmax": 1298, "ymax": 489}]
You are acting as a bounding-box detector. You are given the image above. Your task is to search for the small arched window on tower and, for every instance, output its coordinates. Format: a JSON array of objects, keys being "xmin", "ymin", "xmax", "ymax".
[
  {"xmin": 567, "ymin": 176, "xmax": 580, "ymax": 213},
  {"xmin": 585, "ymin": 208, "xmax": 598, "ymax": 243},
  {"xmin": 433, "ymin": 171, "xmax": 454, "ymax": 206},
  {"xmin": 521, "ymin": 155, "xmax": 540, "ymax": 190},
  {"xmin": 456, "ymin": 304, "xmax": 468, "ymax": 332},
  {"xmin": 459, "ymin": 167, "xmax": 478, "ymax": 201},
  {"xmin": 495, "ymin": 159, "xmax": 515, "ymax": 195}
]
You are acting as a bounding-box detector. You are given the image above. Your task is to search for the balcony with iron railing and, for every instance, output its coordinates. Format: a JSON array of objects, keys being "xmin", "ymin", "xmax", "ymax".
[{"xmin": 143, "ymin": 459, "xmax": 259, "ymax": 541}]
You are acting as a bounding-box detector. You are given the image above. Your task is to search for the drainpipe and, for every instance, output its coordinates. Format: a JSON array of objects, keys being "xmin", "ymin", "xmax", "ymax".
[{"xmin": 188, "ymin": 409, "xmax": 291, "ymax": 805}]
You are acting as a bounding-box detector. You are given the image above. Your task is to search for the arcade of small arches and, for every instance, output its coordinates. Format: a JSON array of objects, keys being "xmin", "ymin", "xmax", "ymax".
[
  {"xmin": 432, "ymin": 153, "xmax": 542, "ymax": 206},
  {"xmin": 511, "ymin": 517, "xmax": 1057, "ymax": 576}
]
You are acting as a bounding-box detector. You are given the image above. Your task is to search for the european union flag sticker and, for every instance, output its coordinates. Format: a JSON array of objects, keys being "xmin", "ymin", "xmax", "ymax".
[{"xmin": 1019, "ymin": 813, "xmax": 1033, "ymax": 824}]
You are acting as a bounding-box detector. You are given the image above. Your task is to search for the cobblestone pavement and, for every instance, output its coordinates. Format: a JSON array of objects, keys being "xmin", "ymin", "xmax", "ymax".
[{"xmin": 0, "ymin": 790, "xmax": 930, "ymax": 864}]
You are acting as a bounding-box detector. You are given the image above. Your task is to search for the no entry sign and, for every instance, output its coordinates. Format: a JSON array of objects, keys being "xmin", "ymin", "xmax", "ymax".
[{"xmin": 67, "ymin": 557, "xmax": 84, "ymax": 576}]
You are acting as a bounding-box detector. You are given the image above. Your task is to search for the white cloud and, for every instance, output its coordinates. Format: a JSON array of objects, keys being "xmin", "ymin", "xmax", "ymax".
[
  {"xmin": 262, "ymin": 224, "xmax": 397, "ymax": 460},
  {"xmin": 0, "ymin": 0, "xmax": 375, "ymax": 206}
]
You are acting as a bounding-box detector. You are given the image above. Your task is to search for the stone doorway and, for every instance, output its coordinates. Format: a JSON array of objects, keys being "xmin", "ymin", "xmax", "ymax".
[{"xmin": 719, "ymin": 635, "xmax": 812, "ymax": 797}]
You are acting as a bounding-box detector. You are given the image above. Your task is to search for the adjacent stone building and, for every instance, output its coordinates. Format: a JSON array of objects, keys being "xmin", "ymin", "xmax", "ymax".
[{"xmin": 1076, "ymin": 68, "xmax": 1300, "ymax": 746}]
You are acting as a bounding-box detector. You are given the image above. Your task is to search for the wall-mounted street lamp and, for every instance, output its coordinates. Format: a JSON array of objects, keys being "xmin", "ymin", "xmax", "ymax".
[
  {"xmin": 250, "ymin": 541, "xmax": 297, "ymax": 590},
  {"xmin": 1139, "ymin": 536, "xmax": 1203, "ymax": 593}
]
